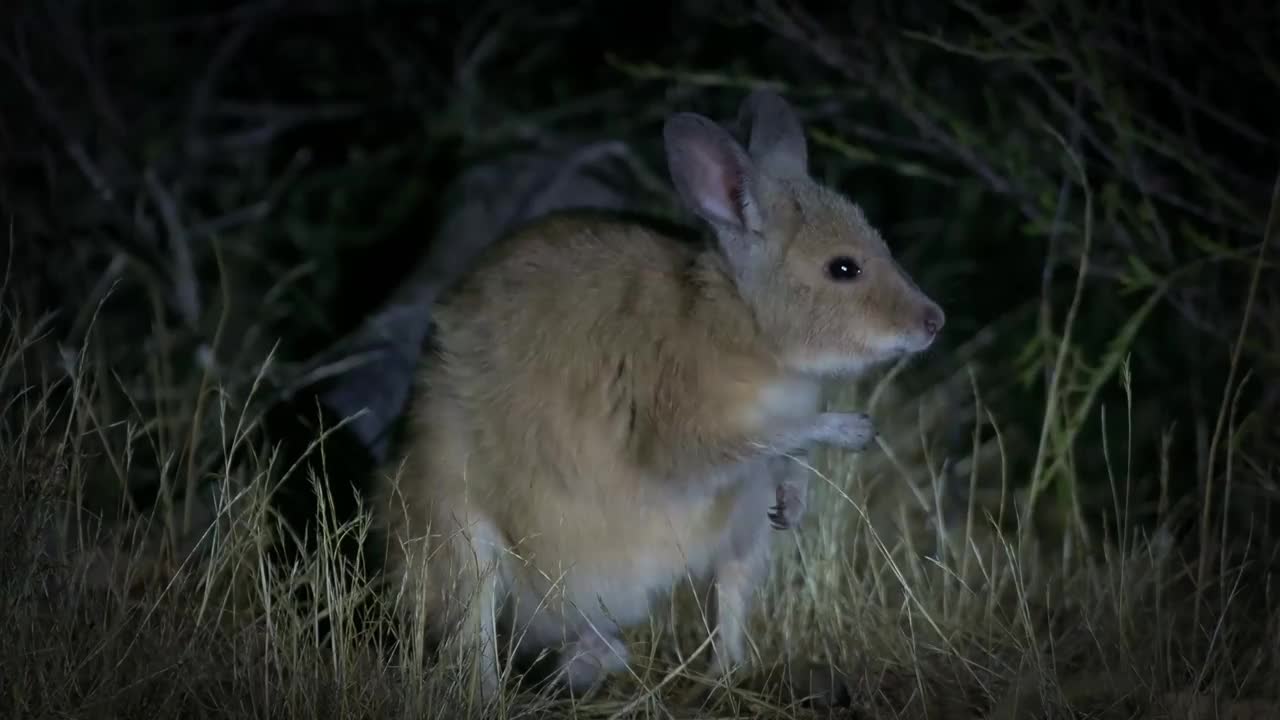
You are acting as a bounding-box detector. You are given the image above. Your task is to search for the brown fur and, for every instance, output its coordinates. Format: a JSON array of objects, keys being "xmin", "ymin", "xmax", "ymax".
[{"xmin": 376, "ymin": 90, "xmax": 945, "ymax": 700}]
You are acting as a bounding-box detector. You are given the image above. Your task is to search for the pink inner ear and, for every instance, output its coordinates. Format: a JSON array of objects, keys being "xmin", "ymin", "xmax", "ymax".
[{"xmin": 694, "ymin": 147, "xmax": 744, "ymax": 227}]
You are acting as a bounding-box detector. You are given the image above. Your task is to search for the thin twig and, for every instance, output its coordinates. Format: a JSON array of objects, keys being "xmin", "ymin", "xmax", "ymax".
[
  {"xmin": 1024, "ymin": 126, "xmax": 1094, "ymax": 533},
  {"xmin": 1195, "ymin": 171, "xmax": 1280, "ymax": 622},
  {"xmin": 144, "ymin": 171, "xmax": 201, "ymax": 330}
]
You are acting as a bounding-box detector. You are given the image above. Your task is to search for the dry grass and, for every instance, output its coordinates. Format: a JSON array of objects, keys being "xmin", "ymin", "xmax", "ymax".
[{"xmin": 3, "ymin": 260, "xmax": 1278, "ymax": 720}]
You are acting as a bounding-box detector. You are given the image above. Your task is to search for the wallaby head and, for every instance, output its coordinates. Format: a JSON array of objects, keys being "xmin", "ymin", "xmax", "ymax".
[{"xmin": 664, "ymin": 90, "xmax": 945, "ymax": 376}]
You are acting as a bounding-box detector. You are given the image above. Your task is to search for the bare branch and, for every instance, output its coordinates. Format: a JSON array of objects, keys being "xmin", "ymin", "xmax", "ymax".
[
  {"xmin": 757, "ymin": 1, "xmax": 1038, "ymax": 220},
  {"xmin": 182, "ymin": 0, "xmax": 284, "ymax": 159},
  {"xmin": 143, "ymin": 170, "xmax": 201, "ymax": 330}
]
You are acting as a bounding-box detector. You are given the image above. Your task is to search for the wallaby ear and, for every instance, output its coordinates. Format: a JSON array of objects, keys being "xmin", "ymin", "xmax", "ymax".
[
  {"xmin": 736, "ymin": 89, "xmax": 808, "ymax": 178},
  {"xmin": 663, "ymin": 112, "xmax": 762, "ymax": 233}
]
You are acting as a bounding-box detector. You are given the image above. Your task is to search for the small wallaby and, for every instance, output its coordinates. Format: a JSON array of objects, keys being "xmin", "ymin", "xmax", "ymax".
[{"xmin": 377, "ymin": 89, "xmax": 945, "ymax": 700}]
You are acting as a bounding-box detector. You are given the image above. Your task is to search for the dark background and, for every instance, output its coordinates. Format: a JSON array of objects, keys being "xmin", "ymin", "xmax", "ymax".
[{"xmin": 2, "ymin": 1, "xmax": 1279, "ymax": 714}]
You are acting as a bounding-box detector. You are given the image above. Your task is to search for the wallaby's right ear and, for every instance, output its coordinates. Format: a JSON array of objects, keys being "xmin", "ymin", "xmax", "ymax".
[
  {"xmin": 736, "ymin": 89, "xmax": 808, "ymax": 179},
  {"xmin": 664, "ymin": 113, "xmax": 762, "ymax": 233}
]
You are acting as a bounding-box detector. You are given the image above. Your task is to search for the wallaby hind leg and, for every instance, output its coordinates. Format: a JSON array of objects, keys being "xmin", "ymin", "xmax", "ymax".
[
  {"xmin": 708, "ymin": 520, "xmax": 773, "ymax": 679},
  {"xmin": 557, "ymin": 625, "xmax": 631, "ymax": 694},
  {"xmin": 420, "ymin": 515, "xmax": 507, "ymax": 702}
]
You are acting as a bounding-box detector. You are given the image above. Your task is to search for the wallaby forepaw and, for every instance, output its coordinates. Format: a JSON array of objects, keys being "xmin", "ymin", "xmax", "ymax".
[
  {"xmin": 769, "ymin": 480, "xmax": 807, "ymax": 530},
  {"xmin": 820, "ymin": 412, "xmax": 876, "ymax": 450}
]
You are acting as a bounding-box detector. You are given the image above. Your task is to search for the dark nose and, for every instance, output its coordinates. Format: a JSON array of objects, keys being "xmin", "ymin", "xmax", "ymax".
[{"xmin": 923, "ymin": 304, "xmax": 945, "ymax": 335}]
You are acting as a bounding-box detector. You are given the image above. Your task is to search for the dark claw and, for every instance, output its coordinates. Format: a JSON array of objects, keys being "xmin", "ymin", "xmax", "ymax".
[{"xmin": 768, "ymin": 505, "xmax": 787, "ymax": 530}]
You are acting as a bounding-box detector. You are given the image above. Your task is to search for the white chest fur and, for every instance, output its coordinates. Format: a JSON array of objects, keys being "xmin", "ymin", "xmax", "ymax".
[{"xmin": 748, "ymin": 375, "xmax": 823, "ymax": 426}]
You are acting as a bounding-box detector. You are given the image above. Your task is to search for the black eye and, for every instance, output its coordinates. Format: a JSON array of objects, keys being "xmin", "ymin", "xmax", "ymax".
[{"xmin": 826, "ymin": 256, "xmax": 862, "ymax": 281}]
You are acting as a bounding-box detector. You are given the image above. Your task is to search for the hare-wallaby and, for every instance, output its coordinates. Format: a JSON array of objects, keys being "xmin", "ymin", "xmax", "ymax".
[{"xmin": 377, "ymin": 89, "xmax": 945, "ymax": 699}]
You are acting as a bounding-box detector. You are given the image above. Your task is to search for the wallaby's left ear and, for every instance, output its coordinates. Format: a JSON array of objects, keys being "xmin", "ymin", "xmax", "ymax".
[
  {"xmin": 664, "ymin": 111, "xmax": 763, "ymax": 233},
  {"xmin": 736, "ymin": 89, "xmax": 808, "ymax": 179}
]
